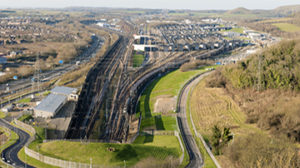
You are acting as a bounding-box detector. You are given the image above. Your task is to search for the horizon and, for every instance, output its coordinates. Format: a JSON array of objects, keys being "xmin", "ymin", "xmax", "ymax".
[{"xmin": 0, "ymin": 0, "xmax": 299, "ymax": 10}]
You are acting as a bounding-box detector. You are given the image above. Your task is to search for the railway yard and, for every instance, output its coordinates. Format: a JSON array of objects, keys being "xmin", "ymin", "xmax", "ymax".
[{"xmin": 0, "ymin": 7, "xmax": 279, "ymax": 168}]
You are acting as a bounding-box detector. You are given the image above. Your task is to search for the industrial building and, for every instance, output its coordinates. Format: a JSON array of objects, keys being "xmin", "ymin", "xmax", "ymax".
[
  {"xmin": 34, "ymin": 86, "xmax": 78, "ymax": 118},
  {"xmin": 51, "ymin": 86, "xmax": 78, "ymax": 100}
]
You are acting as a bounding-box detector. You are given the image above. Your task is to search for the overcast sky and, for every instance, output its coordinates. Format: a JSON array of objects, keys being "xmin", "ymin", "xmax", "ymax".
[{"xmin": 0, "ymin": 0, "xmax": 299, "ymax": 10}]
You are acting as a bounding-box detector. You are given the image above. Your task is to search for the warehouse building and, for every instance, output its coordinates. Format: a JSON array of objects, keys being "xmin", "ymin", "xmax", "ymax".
[
  {"xmin": 34, "ymin": 86, "xmax": 78, "ymax": 118},
  {"xmin": 34, "ymin": 94, "xmax": 67, "ymax": 118}
]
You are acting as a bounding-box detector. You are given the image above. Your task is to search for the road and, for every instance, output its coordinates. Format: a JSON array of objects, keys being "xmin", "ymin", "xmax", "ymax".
[
  {"xmin": 0, "ymin": 36, "xmax": 103, "ymax": 99},
  {"xmin": 0, "ymin": 119, "xmax": 34, "ymax": 168},
  {"xmin": 177, "ymin": 72, "xmax": 212, "ymax": 168}
]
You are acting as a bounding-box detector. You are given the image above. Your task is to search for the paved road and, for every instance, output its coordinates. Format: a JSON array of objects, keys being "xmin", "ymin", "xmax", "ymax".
[
  {"xmin": 177, "ymin": 72, "xmax": 211, "ymax": 168},
  {"xmin": 0, "ymin": 119, "xmax": 34, "ymax": 168},
  {"xmin": 0, "ymin": 36, "xmax": 103, "ymax": 99}
]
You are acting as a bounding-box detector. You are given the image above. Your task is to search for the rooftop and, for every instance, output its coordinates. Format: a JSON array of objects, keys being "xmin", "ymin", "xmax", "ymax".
[
  {"xmin": 34, "ymin": 94, "xmax": 67, "ymax": 113},
  {"xmin": 51, "ymin": 86, "xmax": 77, "ymax": 96}
]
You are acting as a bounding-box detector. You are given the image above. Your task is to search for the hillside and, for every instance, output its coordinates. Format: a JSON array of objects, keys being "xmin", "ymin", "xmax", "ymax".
[
  {"xmin": 193, "ymin": 39, "xmax": 300, "ymax": 167},
  {"xmin": 207, "ymin": 40, "xmax": 300, "ymax": 140},
  {"xmin": 273, "ymin": 4, "xmax": 300, "ymax": 16},
  {"xmin": 226, "ymin": 7, "xmax": 251, "ymax": 15},
  {"xmin": 223, "ymin": 5, "xmax": 300, "ymax": 38},
  {"xmin": 223, "ymin": 39, "xmax": 300, "ymax": 91}
]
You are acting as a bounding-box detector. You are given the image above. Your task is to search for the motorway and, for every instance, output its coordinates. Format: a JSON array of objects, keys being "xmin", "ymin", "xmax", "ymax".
[
  {"xmin": 177, "ymin": 72, "xmax": 212, "ymax": 168},
  {"xmin": 0, "ymin": 119, "xmax": 34, "ymax": 168}
]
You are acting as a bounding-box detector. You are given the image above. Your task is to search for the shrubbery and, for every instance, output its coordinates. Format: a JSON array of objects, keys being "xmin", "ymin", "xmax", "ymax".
[
  {"xmin": 223, "ymin": 39, "xmax": 300, "ymax": 91},
  {"xmin": 206, "ymin": 39, "xmax": 300, "ymax": 142},
  {"xmin": 180, "ymin": 60, "xmax": 214, "ymax": 72},
  {"xmin": 205, "ymin": 70, "xmax": 227, "ymax": 88},
  {"xmin": 225, "ymin": 133, "xmax": 300, "ymax": 168}
]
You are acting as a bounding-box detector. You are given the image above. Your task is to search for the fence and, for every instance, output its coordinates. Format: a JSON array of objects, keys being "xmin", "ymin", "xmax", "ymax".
[
  {"xmin": 13, "ymin": 118, "xmax": 118, "ymax": 168},
  {"xmin": 24, "ymin": 147, "xmax": 115, "ymax": 168},
  {"xmin": 188, "ymin": 73, "xmax": 222, "ymax": 168},
  {"xmin": 174, "ymin": 130, "xmax": 185, "ymax": 164},
  {"xmin": 140, "ymin": 130, "xmax": 175, "ymax": 136}
]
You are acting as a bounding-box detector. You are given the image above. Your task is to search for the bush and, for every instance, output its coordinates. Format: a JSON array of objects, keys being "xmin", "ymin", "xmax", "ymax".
[
  {"xmin": 206, "ymin": 70, "xmax": 227, "ymax": 88},
  {"xmin": 223, "ymin": 39, "xmax": 300, "ymax": 91},
  {"xmin": 180, "ymin": 60, "xmax": 213, "ymax": 72},
  {"xmin": 225, "ymin": 133, "xmax": 300, "ymax": 168}
]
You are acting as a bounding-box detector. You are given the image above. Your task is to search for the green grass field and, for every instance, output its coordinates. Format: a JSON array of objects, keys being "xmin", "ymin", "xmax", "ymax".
[
  {"xmin": 35, "ymin": 141, "xmax": 180, "ymax": 167},
  {"xmin": 132, "ymin": 53, "xmax": 145, "ymax": 67},
  {"xmin": 134, "ymin": 135, "xmax": 180, "ymax": 149},
  {"xmin": 140, "ymin": 115, "xmax": 177, "ymax": 131},
  {"xmin": 17, "ymin": 97, "xmax": 31, "ymax": 103},
  {"xmin": 137, "ymin": 67, "xmax": 210, "ymax": 120},
  {"xmin": 272, "ymin": 23, "xmax": 300, "ymax": 32}
]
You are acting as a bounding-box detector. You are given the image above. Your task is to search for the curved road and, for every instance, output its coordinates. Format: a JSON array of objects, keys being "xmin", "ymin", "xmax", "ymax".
[
  {"xmin": 0, "ymin": 119, "xmax": 34, "ymax": 168},
  {"xmin": 177, "ymin": 72, "xmax": 212, "ymax": 168}
]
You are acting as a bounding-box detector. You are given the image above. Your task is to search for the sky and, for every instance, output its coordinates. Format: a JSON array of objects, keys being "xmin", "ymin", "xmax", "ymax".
[{"xmin": 0, "ymin": 0, "xmax": 299, "ymax": 10}]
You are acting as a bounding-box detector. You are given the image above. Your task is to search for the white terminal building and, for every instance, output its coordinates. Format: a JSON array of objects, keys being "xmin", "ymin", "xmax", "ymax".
[{"xmin": 34, "ymin": 86, "xmax": 78, "ymax": 118}]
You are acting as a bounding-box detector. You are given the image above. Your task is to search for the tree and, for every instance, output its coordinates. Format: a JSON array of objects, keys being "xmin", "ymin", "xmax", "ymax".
[
  {"xmin": 46, "ymin": 56, "xmax": 55, "ymax": 69},
  {"xmin": 211, "ymin": 125, "xmax": 233, "ymax": 155}
]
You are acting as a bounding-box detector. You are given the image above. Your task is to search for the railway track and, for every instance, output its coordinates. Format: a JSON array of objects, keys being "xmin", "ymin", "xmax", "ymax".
[
  {"xmin": 65, "ymin": 36, "xmax": 128, "ymax": 139},
  {"xmin": 66, "ymin": 33, "xmax": 236, "ymax": 142},
  {"xmin": 105, "ymin": 44, "xmax": 227, "ymax": 142}
]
